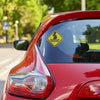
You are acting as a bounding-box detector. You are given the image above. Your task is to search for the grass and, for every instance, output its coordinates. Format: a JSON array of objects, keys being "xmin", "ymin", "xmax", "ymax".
[{"xmin": 89, "ymin": 43, "xmax": 100, "ymax": 50}]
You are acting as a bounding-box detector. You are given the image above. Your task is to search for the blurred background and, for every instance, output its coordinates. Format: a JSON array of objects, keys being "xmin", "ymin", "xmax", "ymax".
[{"xmin": 0, "ymin": 0, "xmax": 100, "ymax": 43}]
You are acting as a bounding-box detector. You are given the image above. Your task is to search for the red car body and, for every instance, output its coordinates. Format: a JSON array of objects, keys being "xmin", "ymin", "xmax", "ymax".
[{"xmin": 2, "ymin": 10, "xmax": 100, "ymax": 100}]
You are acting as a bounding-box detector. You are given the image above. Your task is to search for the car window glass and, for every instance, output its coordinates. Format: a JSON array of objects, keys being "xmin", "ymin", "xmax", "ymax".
[{"xmin": 38, "ymin": 19, "xmax": 100, "ymax": 63}]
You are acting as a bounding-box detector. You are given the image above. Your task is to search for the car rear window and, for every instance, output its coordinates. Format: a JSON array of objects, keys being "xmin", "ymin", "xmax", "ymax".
[{"xmin": 38, "ymin": 19, "xmax": 100, "ymax": 63}]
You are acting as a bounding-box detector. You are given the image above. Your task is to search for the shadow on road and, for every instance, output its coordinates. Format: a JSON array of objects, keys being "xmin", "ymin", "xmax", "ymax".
[{"xmin": 0, "ymin": 80, "xmax": 5, "ymax": 99}]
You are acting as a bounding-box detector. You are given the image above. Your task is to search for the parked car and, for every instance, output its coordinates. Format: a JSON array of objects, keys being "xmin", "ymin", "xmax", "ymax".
[{"xmin": 2, "ymin": 10, "xmax": 100, "ymax": 100}]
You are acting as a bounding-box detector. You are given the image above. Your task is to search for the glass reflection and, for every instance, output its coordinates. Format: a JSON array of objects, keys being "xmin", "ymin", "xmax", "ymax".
[{"xmin": 39, "ymin": 19, "xmax": 100, "ymax": 63}]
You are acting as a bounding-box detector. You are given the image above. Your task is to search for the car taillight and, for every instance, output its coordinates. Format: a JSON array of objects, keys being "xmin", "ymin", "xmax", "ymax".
[
  {"xmin": 78, "ymin": 81, "xmax": 100, "ymax": 99},
  {"xmin": 8, "ymin": 44, "xmax": 54, "ymax": 99}
]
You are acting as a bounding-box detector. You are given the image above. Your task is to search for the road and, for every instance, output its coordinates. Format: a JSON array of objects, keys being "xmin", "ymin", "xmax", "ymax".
[{"xmin": 0, "ymin": 44, "xmax": 26, "ymax": 99}]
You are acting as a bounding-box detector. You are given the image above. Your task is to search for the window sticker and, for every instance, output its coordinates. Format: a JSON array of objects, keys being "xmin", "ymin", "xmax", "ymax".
[{"xmin": 47, "ymin": 30, "xmax": 63, "ymax": 47}]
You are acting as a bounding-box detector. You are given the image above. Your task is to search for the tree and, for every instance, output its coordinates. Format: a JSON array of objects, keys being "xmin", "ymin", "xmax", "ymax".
[
  {"xmin": 43, "ymin": 0, "xmax": 100, "ymax": 13},
  {"xmin": 18, "ymin": 0, "xmax": 48, "ymax": 36},
  {"xmin": 84, "ymin": 25, "xmax": 100, "ymax": 43},
  {"xmin": 86, "ymin": 0, "xmax": 100, "ymax": 10},
  {"xmin": 1, "ymin": 0, "xmax": 100, "ymax": 40},
  {"xmin": 43, "ymin": 0, "xmax": 81, "ymax": 13},
  {"xmin": 0, "ymin": 0, "xmax": 48, "ymax": 39}
]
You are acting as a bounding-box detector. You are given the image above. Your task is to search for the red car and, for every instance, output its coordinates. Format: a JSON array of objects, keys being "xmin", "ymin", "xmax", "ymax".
[{"xmin": 2, "ymin": 10, "xmax": 100, "ymax": 100}]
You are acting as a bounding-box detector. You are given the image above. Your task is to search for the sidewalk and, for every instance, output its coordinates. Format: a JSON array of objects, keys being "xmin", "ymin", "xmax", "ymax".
[
  {"xmin": 0, "ymin": 47, "xmax": 26, "ymax": 99},
  {"xmin": 0, "ymin": 44, "xmax": 13, "ymax": 48}
]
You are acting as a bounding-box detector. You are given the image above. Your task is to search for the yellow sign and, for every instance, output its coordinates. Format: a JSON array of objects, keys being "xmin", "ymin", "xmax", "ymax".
[{"xmin": 47, "ymin": 30, "xmax": 63, "ymax": 47}]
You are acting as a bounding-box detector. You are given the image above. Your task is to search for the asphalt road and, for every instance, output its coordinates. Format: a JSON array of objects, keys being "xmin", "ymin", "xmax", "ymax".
[{"xmin": 0, "ymin": 44, "xmax": 26, "ymax": 99}]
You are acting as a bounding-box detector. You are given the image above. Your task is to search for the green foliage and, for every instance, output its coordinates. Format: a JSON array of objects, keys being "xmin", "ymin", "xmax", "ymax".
[
  {"xmin": 0, "ymin": 7, "xmax": 3, "ymax": 19},
  {"xmin": 0, "ymin": 0, "xmax": 48, "ymax": 39},
  {"xmin": 84, "ymin": 25, "xmax": 100, "ymax": 43},
  {"xmin": 43, "ymin": 0, "xmax": 100, "ymax": 13},
  {"xmin": 1, "ymin": 0, "xmax": 100, "ymax": 40},
  {"xmin": 43, "ymin": 0, "xmax": 81, "ymax": 12},
  {"xmin": 17, "ymin": 0, "xmax": 48, "ymax": 35},
  {"xmin": 86, "ymin": 0, "xmax": 100, "ymax": 10}
]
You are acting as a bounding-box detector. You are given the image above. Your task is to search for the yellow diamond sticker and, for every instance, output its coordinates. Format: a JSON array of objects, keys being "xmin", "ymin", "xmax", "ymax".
[{"xmin": 47, "ymin": 30, "xmax": 63, "ymax": 47}]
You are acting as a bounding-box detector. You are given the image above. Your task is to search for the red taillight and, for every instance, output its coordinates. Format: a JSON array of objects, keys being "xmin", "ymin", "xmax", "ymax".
[
  {"xmin": 78, "ymin": 81, "xmax": 100, "ymax": 99},
  {"xmin": 8, "ymin": 44, "xmax": 54, "ymax": 99}
]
